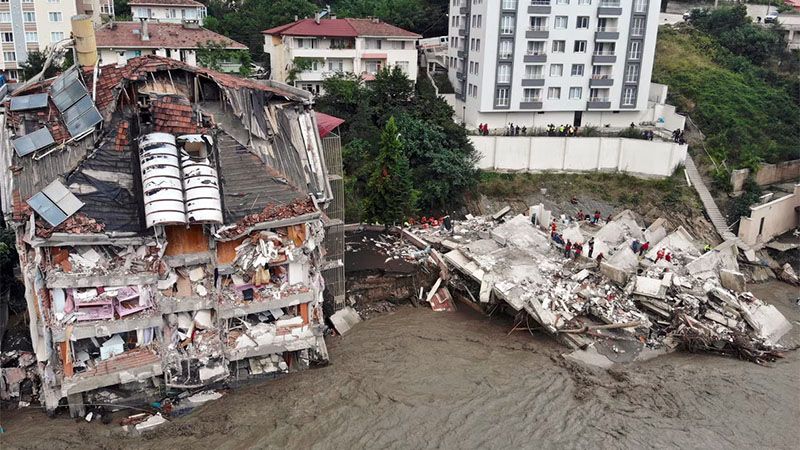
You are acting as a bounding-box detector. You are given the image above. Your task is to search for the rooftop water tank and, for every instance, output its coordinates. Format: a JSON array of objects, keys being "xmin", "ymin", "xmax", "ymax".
[{"xmin": 139, "ymin": 133, "xmax": 187, "ymax": 227}]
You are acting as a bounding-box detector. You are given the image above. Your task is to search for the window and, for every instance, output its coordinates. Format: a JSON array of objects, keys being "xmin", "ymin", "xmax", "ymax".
[
  {"xmin": 1, "ymin": 33, "xmax": 12, "ymax": 43},
  {"xmin": 469, "ymin": 61, "xmax": 475, "ymax": 73},
  {"xmin": 0, "ymin": 13, "xmax": 10, "ymax": 23},
  {"xmin": 48, "ymin": 0, "xmax": 60, "ymax": 3},
  {"xmin": 470, "ymin": 38, "xmax": 475, "ymax": 51},
  {"xmin": 550, "ymin": 64, "xmax": 563, "ymax": 77},
  {"xmin": 475, "ymin": 39, "xmax": 480, "ymax": 51},
  {"xmin": 496, "ymin": 88, "xmax": 509, "ymax": 106},
  {"xmin": 497, "ymin": 64, "xmax": 511, "ymax": 83},
  {"xmin": 571, "ymin": 64, "xmax": 584, "ymax": 76},
  {"xmin": 328, "ymin": 59, "xmax": 343, "ymax": 72},
  {"xmin": 569, "ymin": 87, "xmax": 582, "ymax": 99},
  {"xmin": 365, "ymin": 60, "xmax": 382, "ymax": 74},
  {"xmin": 471, "ymin": 14, "xmax": 476, "ymax": 27},
  {"xmin": 25, "ymin": 32, "xmax": 37, "ymax": 43},
  {"xmin": 551, "ymin": 40, "xmax": 565, "ymax": 53},
  {"xmin": 366, "ymin": 39, "xmax": 381, "ymax": 49},
  {"xmin": 49, "ymin": 12, "xmax": 63, "ymax": 22},
  {"xmin": 530, "ymin": 16, "xmax": 546, "ymax": 31},
  {"xmin": 23, "ymin": 12, "xmax": 36, "ymax": 22},
  {"xmin": 525, "ymin": 64, "xmax": 543, "ymax": 79},
  {"xmin": 625, "ymin": 64, "xmax": 639, "ymax": 83},
  {"xmin": 477, "ymin": 15, "xmax": 482, "ymax": 27},
  {"xmin": 628, "ymin": 41, "xmax": 641, "ymax": 60},
  {"xmin": 547, "ymin": 87, "xmax": 561, "ymax": 99},
  {"xmin": 502, "ymin": 0, "xmax": 516, "ymax": 9},
  {"xmin": 500, "ymin": 16, "xmax": 515, "ymax": 34},
  {"xmin": 51, "ymin": 32, "xmax": 65, "ymax": 42},
  {"xmin": 631, "ymin": 17, "xmax": 645, "ymax": 36},
  {"xmin": 527, "ymin": 41, "xmax": 545, "ymax": 55},
  {"xmin": 578, "ymin": 0, "xmax": 591, "ymax": 4},
  {"xmin": 576, "ymin": 17, "xmax": 589, "ymax": 29},
  {"xmin": 396, "ymin": 61, "xmax": 409, "ymax": 74},
  {"xmin": 623, "ymin": 87, "xmax": 637, "ymax": 105},
  {"xmin": 3, "ymin": 51, "xmax": 16, "ymax": 62},
  {"xmin": 168, "ymin": 9, "xmax": 177, "ymax": 18},
  {"xmin": 573, "ymin": 40, "xmax": 587, "ymax": 53},
  {"xmin": 390, "ymin": 41, "xmax": 406, "ymax": 50},
  {"xmin": 523, "ymin": 88, "xmax": 541, "ymax": 102},
  {"xmin": 499, "ymin": 40, "xmax": 513, "ymax": 58},
  {"xmin": 556, "ymin": 0, "xmax": 569, "ymax": 4},
  {"xmin": 634, "ymin": 0, "xmax": 648, "ymax": 13},
  {"xmin": 554, "ymin": 16, "xmax": 568, "ymax": 29}
]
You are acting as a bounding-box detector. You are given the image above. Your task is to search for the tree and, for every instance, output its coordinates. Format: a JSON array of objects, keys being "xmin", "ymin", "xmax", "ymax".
[
  {"xmin": 364, "ymin": 117, "xmax": 417, "ymax": 225},
  {"xmin": 370, "ymin": 66, "xmax": 415, "ymax": 122},
  {"xmin": 19, "ymin": 50, "xmax": 59, "ymax": 81},
  {"xmin": 196, "ymin": 40, "xmax": 252, "ymax": 76}
]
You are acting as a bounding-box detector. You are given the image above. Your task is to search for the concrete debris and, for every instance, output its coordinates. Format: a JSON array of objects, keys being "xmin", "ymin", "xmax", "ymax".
[
  {"xmin": 403, "ymin": 207, "xmax": 792, "ymax": 365},
  {"xmin": 330, "ymin": 307, "xmax": 362, "ymax": 335},
  {"xmin": 134, "ymin": 413, "xmax": 167, "ymax": 431},
  {"xmin": 491, "ymin": 206, "xmax": 512, "ymax": 221},
  {"xmin": 778, "ymin": 263, "xmax": 799, "ymax": 286},
  {"xmin": 720, "ymin": 269, "xmax": 747, "ymax": 293}
]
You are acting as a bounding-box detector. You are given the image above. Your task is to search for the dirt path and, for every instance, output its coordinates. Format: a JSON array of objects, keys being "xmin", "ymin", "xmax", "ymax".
[{"xmin": 2, "ymin": 282, "xmax": 798, "ymax": 450}]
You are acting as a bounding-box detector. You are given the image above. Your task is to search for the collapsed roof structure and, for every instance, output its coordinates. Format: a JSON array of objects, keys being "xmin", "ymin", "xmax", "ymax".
[{"xmin": 0, "ymin": 55, "xmax": 341, "ymax": 415}]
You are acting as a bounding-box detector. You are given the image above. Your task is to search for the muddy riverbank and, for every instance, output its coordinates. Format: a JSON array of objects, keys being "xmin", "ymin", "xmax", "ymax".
[{"xmin": 2, "ymin": 281, "xmax": 798, "ymax": 449}]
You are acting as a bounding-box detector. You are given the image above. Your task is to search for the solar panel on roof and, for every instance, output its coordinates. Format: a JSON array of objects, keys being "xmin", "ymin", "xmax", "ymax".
[
  {"xmin": 26, "ymin": 180, "xmax": 84, "ymax": 227},
  {"xmin": 11, "ymin": 127, "xmax": 55, "ymax": 157},
  {"xmin": 9, "ymin": 93, "xmax": 49, "ymax": 111},
  {"xmin": 42, "ymin": 180, "xmax": 84, "ymax": 216},
  {"xmin": 51, "ymin": 80, "xmax": 88, "ymax": 112},
  {"xmin": 61, "ymin": 95, "xmax": 94, "ymax": 124},
  {"xmin": 49, "ymin": 67, "xmax": 79, "ymax": 95},
  {"xmin": 65, "ymin": 104, "xmax": 102, "ymax": 137},
  {"xmin": 27, "ymin": 192, "xmax": 68, "ymax": 227}
]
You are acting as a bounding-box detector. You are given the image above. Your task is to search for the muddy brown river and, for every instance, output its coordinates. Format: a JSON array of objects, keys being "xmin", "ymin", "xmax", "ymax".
[{"xmin": 2, "ymin": 282, "xmax": 798, "ymax": 449}]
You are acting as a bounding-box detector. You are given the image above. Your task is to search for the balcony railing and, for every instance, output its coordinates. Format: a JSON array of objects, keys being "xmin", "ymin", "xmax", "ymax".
[
  {"xmin": 593, "ymin": 51, "xmax": 616, "ymax": 56},
  {"xmin": 524, "ymin": 74, "xmax": 544, "ymax": 80},
  {"xmin": 597, "ymin": 27, "xmax": 618, "ymax": 32},
  {"xmin": 526, "ymin": 50, "xmax": 545, "ymax": 55},
  {"xmin": 499, "ymin": 52, "xmax": 513, "ymax": 59},
  {"xmin": 502, "ymin": 0, "xmax": 518, "ymax": 10},
  {"xmin": 631, "ymin": 28, "xmax": 645, "ymax": 36},
  {"xmin": 528, "ymin": 25, "xmax": 547, "ymax": 31},
  {"xmin": 599, "ymin": 1, "xmax": 620, "ymax": 6},
  {"xmin": 523, "ymin": 97, "xmax": 542, "ymax": 103},
  {"xmin": 591, "ymin": 74, "xmax": 611, "ymax": 79},
  {"xmin": 530, "ymin": 0, "xmax": 550, "ymax": 5},
  {"xmin": 589, "ymin": 97, "xmax": 610, "ymax": 102}
]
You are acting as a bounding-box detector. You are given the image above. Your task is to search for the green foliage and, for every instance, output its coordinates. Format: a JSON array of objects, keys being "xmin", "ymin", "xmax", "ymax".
[
  {"xmin": 431, "ymin": 72, "xmax": 454, "ymax": 94},
  {"xmin": 689, "ymin": 5, "xmax": 786, "ymax": 65},
  {"xmin": 317, "ymin": 69, "xmax": 478, "ymax": 221},
  {"xmin": 330, "ymin": 0, "xmax": 447, "ymax": 36},
  {"xmin": 653, "ymin": 26, "xmax": 800, "ymax": 168},
  {"xmin": 616, "ymin": 127, "xmax": 647, "ymax": 140},
  {"xmin": 364, "ymin": 117, "xmax": 417, "ymax": 224},
  {"xmin": 196, "ymin": 40, "xmax": 252, "ymax": 76},
  {"xmin": 286, "ymin": 57, "xmax": 318, "ymax": 84},
  {"xmin": 0, "ymin": 224, "xmax": 18, "ymax": 291},
  {"xmin": 20, "ymin": 50, "xmax": 59, "ymax": 81},
  {"xmin": 730, "ymin": 177, "xmax": 763, "ymax": 223},
  {"xmin": 204, "ymin": 0, "xmax": 319, "ymax": 61},
  {"xmin": 114, "ymin": 0, "xmax": 131, "ymax": 18}
]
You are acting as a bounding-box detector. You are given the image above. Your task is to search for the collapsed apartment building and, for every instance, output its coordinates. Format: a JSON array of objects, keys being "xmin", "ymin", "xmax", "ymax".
[
  {"xmin": 0, "ymin": 55, "xmax": 345, "ymax": 415},
  {"xmin": 408, "ymin": 208, "xmax": 793, "ymax": 366}
]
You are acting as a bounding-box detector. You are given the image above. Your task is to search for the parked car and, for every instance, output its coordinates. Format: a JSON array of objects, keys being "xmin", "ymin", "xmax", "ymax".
[{"xmin": 764, "ymin": 11, "xmax": 779, "ymax": 24}]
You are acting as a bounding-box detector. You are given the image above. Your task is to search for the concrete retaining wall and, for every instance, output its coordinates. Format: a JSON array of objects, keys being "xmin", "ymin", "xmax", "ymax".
[
  {"xmin": 730, "ymin": 159, "xmax": 800, "ymax": 193},
  {"xmin": 472, "ymin": 135, "xmax": 688, "ymax": 178},
  {"xmin": 738, "ymin": 184, "xmax": 800, "ymax": 246}
]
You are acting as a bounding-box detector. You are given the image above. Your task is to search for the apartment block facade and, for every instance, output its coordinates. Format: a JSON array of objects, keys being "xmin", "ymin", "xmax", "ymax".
[
  {"xmin": 0, "ymin": 0, "xmax": 81, "ymax": 81},
  {"xmin": 129, "ymin": 0, "xmax": 207, "ymax": 26},
  {"xmin": 263, "ymin": 17, "xmax": 420, "ymax": 95},
  {"xmin": 448, "ymin": 0, "xmax": 660, "ymax": 128}
]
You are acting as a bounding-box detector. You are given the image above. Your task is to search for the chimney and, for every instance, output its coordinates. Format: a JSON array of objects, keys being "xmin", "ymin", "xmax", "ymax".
[
  {"xmin": 315, "ymin": 12, "xmax": 320, "ymax": 24},
  {"xmin": 140, "ymin": 18, "xmax": 150, "ymax": 41},
  {"xmin": 294, "ymin": 15, "xmax": 298, "ymax": 21},
  {"xmin": 330, "ymin": 14, "xmax": 336, "ymax": 20}
]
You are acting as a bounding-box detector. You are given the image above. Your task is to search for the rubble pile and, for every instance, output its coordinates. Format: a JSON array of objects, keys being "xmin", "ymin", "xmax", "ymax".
[
  {"xmin": 0, "ymin": 350, "xmax": 40, "ymax": 406},
  {"xmin": 409, "ymin": 209, "xmax": 792, "ymax": 365},
  {"xmin": 49, "ymin": 245, "xmax": 161, "ymax": 276},
  {"xmin": 215, "ymin": 198, "xmax": 317, "ymax": 239},
  {"xmin": 36, "ymin": 213, "xmax": 106, "ymax": 238}
]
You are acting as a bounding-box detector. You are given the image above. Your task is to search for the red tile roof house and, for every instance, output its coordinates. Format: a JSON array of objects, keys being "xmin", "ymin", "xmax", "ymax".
[
  {"xmin": 263, "ymin": 17, "xmax": 421, "ymax": 95},
  {"xmin": 94, "ymin": 21, "xmax": 247, "ymax": 72}
]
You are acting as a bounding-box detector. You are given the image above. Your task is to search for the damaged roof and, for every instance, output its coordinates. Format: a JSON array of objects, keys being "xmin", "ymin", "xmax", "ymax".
[
  {"xmin": 262, "ymin": 18, "xmax": 421, "ymax": 39},
  {"xmin": 2, "ymin": 56, "xmax": 331, "ymax": 238},
  {"xmin": 94, "ymin": 22, "xmax": 247, "ymax": 51}
]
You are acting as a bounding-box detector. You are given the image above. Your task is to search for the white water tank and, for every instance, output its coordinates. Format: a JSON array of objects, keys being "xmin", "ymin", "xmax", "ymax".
[
  {"xmin": 179, "ymin": 134, "xmax": 223, "ymax": 224},
  {"xmin": 139, "ymin": 133, "xmax": 187, "ymax": 227}
]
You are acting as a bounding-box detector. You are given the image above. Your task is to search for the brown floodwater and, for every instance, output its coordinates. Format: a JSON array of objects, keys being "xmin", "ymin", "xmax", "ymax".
[{"xmin": 2, "ymin": 281, "xmax": 798, "ymax": 449}]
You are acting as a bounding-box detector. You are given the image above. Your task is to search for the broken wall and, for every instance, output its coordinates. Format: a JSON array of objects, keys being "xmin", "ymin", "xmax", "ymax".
[{"xmin": 738, "ymin": 184, "xmax": 800, "ymax": 246}]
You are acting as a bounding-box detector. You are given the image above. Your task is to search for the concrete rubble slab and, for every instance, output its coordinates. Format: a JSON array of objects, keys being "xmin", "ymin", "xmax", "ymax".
[
  {"xmin": 330, "ymin": 307, "xmax": 362, "ymax": 335},
  {"xmin": 719, "ymin": 269, "xmax": 746, "ymax": 293}
]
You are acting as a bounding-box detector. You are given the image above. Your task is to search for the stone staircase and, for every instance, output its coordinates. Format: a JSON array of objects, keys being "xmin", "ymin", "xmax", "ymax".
[{"xmin": 684, "ymin": 155, "xmax": 737, "ymax": 241}]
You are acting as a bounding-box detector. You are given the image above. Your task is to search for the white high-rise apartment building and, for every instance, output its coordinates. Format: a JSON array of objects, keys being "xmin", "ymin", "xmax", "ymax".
[
  {"xmin": 0, "ymin": 0, "xmax": 85, "ymax": 81},
  {"xmin": 448, "ymin": 0, "xmax": 660, "ymax": 128}
]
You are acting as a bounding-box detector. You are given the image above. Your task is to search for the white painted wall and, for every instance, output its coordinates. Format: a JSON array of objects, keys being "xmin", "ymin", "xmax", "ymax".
[
  {"xmin": 473, "ymin": 135, "xmax": 687, "ymax": 178},
  {"xmin": 738, "ymin": 184, "xmax": 800, "ymax": 246}
]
